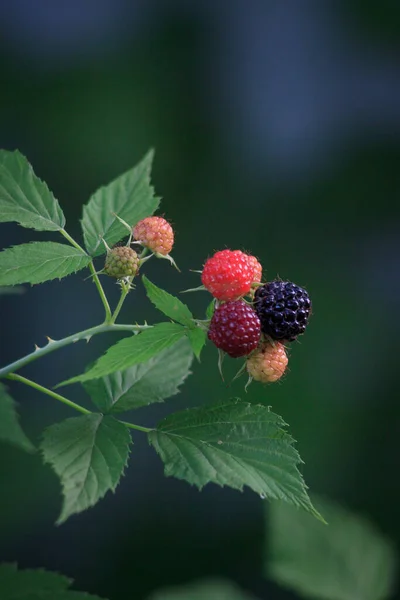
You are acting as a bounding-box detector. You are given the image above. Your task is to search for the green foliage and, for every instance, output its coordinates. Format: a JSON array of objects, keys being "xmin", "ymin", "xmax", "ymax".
[
  {"xmin": 60, "ymin": 323, "xmax": 187, "ymax": 385},
  {"xmin": 41, "ymin": 414, "xmax": 131, "ymax": 523},
  {"xmin": 143, "ymin": 276, "xmax": 194, "ymax": 327},
  {"xmin": 0, "ymin": 150, "xmax": 65, "ymax": 231},
  {"xmin": 268, "ymin": 497, "xmax": 397, "ymax": 600},
  {"xmin": 187, "ymin": 327, "xmax": 207, "ymax": 359},
  {"xmin": 0, "ymin": 148, "xmax": 318, "ymax": 535},
  {"xmin": 206, "ymin": 299, "xmax": 215, "ymax": 319},
  {"xmin": 0, "ymin": 383, "xmax": 34, "ymax": 452},
  {"xmin": 81, "ymin": 150, "xmax": 159, "ymax": 256},
  {"xmin": 83, "ymin": 337, "xmax": 193, "ymax": 413},
  {"xmin": 149, "ymin": 400, "xmax": 320, "ymax": 519},
  {"xmin": 148, "ymin": 579, "xmax": 257, "ymax": 600},
  {"xmin": 0, "ymin": 564, "xmax": 107, "ymax": 599},
  {"xmin": 0, "ymin": 242, "xmax": 90, "ymax": 286},
  {"xmin": 142, "ymin": 277, "xmax": 208, "ymax": 357}
]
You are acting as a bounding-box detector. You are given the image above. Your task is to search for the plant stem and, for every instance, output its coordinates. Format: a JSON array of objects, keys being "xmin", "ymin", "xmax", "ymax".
[
  {"xmin": 120, "ymin": 421, "xmax": 153, "ymax": 433},
  {"xmin": 0, "ymin": 323, "xmax": 152, "ymax": 379},
  {"xmin": 7, "ymin": 374, "xmax": 154, "ymax": 432},
  {"xmin": 111, "ymin": 281, "xmax": 131, "ymax": 324},
  {"xmin": 60, "ymin": 229, "xmax": 112, "ymax": 323},
  {"xmin": 88, "ymin": 261, "xmax": 112, "ymax": 322},
  {"xmin": 6, "ymin": 373, "xmax": 91, "ymax": 415}
]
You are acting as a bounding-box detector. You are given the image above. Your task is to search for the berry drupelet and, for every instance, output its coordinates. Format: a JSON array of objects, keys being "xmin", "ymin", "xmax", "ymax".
[
  {"xmin": 201, "ymin": 249, "xmax": 254, "ymax": 301},
  {"xmin": 254, "ymin": 280, "xmax": 311, "ymax": 341},
  {"xmin": 208, "ymin": 300, "xmax": 261, "ymax": 358},
  {"xmin": 104, "ymin": 246, "xmax": 139, "ymax": 279},
  {"xmin": 133, "ymin": 216, "xmax": 174, "ymax": 255},
  {"xmin": 246, "ymin": 341, "xmax": 288, "ymax": 383}
]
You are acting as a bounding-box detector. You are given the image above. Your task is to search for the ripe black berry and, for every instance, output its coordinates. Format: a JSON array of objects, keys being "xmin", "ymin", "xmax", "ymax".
[
  {"xmin": 208, "ymin": 300, "xmax": 261, "ymax": 358},
  {"xmin": 254, "ymin": 280, "xmax": 311, "ymax": 341}
]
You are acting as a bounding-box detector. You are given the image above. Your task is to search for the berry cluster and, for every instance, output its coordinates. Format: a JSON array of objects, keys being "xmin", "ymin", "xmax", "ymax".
[
  {"xmin": 103, "ymin": 216, "xmax": 175, "ymax": 281},
  {"xmin": 201, "ymin": 249, "xmax": 312, "ymax": 384}
]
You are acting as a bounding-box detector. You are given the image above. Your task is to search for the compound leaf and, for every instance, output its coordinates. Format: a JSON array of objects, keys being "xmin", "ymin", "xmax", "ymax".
[
  {"xmin": 41, "ymin": 414, "xmax": 131, "ymax": 524},
  {"xmin": 0, "ymin": 150, "xmax": 65, "ymax": 231},
  {"xmin": 143, "ymin": 276, "xmax": 194, "ymax": 327},
  {"xmin": 0, "ymin": 563, "xmax": 107, "ymax": 599},
  {"xmin": 268, "ymin": 497, "xmax": 397, "ymax": 600},
  {"xmin": 0, "ymin": 383, "xmax": 34, "ymax": 452},
  {"xmin": 148, "ymin": 578, "xmax": 257, "ymax": 600},
  {"xmin": 148, "ymin": 400, "xmax": 321, "ymax": 520},
  {"xmin": 84, "ymin": 337, "xmax": 193, "ymax": 413},
  {"xmin": 81, "ymin": 150, "xmax": 159, "ymax": 256},
  {"xmin": 0, "ymin": 243, "xmax": 90, "ymax": 286},
  {"xmin": 60, "ymin": 323, "xmax": 187, "ymax": 386}
]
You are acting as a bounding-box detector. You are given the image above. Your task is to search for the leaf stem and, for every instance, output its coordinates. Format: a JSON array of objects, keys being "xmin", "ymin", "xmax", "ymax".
[
  {"xmin": 88, "ymin": 261, "xmax": 112, "ymax": 322},
  {"xmin": 120, "ymin": 420, "xmax": 153, "ymax": 433},
  {"xmin": 110, "ymin": 280, "xmax": 131, "ymax": 324},
  {"xmin": 60, "ymin": 229, "xmax": 112, "ymax": 322},
  {"xmin": 6, "ymin": 373, "xmax": 91, "ymax": 415},
  {"xmin": 7, "ymin": 373, "xmax": 154, "ymax": 433},
  {"xmin": 0, "ymin": 323, "xmax": 152, "ymax": 379}
]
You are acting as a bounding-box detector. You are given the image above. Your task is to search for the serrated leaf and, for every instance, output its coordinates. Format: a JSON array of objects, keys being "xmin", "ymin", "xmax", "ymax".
[
  {"xmin": 148, "ymin": 400, "xmax": 320, "ymax": 519},
  {"xmin": 143, "ymin": 276, "xmax": 194, "ymax": 327},
  {"xmin": 60, "ymin": 323, "xmax": 187, "ymax": 386},
  {"xmin": 81, "ymin": 150, "xmax": 159, "ymax": 256},
  {"xmin": 148, "ymin": 578, "xmax": 257, "ymax": 600},
  {"xmin": 0, "ymin": 383, "xmax": 34, "ymax": 452},
  {"xmin": 41, "ymin": 414, "xmax": 131, "ymax": 524},
  {"xmin": 0, "ymin": 150, "xmax": 65, "ymax": 231},
  {"xmin": 268, "ymin": 497, "xmax": 397, "ymax": 600},
  {"xmin": 0, "ymin": 242, "xmax": 90, "ymax": 286},
  {"xmin": 187, "ymin": 327, "xmax": 207, "ymax": 360},
  {"xmin": 0, "ymin": 563, "xmax": 107, "ymax": 599},
  {"xmin": 84, "ymin": 337, "xmax": 193, "ymax": 413}
]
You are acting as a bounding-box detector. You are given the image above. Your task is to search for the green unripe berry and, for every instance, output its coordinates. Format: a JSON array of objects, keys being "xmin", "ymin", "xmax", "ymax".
[{"xmin": 104, "ymin": 246, "xmax": 139, "ymax": 279}]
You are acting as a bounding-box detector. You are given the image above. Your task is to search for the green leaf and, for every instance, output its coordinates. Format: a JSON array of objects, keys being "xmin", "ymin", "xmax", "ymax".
[
  {"xmin": 84, "ymin": 337, "xmax": 193, "ymax": 413},
  {"xmin": 0, "ymin": 383, "xmax": 34, "ymax": 452},
  {"xmin": 268, "ymin": 497, "xmax": 397, "ymax": 600},
  {"xmin": 0, "ymin": 243, "xmax": 90, "ymax": 286},
  {"xmin": 60, "ymin": 323, "xmax": 187, "ymax": 386},
  {"xmin": 41, "ymin": 414, "xmax": 131, "ymax": 524},
  {"xmin": 0, "ymin": 150, "xmax": 65, "ymax": 231},
  {"xmin": 0, "ymin": 563, "xmax": 107, "ymax": 599},
  {"xmin": 206, "ymin": 299, "xmax": 215, "ymax": 319},
  {"xmin": 187, "ymin": 327, "xmax": 207, "ymax": 360},
  {"xmin": 143, "ymin": 276, "xmax": 194, "ymax": 327},
  {"xmin": 81, "ymin": 150, "xmax": 159, "ymax": 256},
  {"xmin": 148, "ymin": 578, "xmax": 257, "ymax": 600},
  {"xmin": 148, "ymin": 400, "xmax": 320, "ymax": 519}
]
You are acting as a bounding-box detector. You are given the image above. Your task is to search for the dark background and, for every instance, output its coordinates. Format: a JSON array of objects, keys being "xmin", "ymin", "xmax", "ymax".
[{"xmin": 1, "ymin": 1, "xmax": 400, "ymax": 598}]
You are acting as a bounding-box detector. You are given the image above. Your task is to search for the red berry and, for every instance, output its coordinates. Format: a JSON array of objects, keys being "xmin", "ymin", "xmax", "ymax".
[
  {"xmin": 208, "ymin": 300, "xmax": 261, "ymax": 358},
  {"xmin": 202, "ymin": 249, "xmax": 253, "ymax": 301},
  {"xmin": 246, "ymin": 341, "xmax": 288, "ymax": 382},
  {"xmin": 247, "ymin": 254, "xmax": 262, "ymax": 283},
  {"xmin": 133, "ymin": 216, "xmax": 174, "ymax": 255}
]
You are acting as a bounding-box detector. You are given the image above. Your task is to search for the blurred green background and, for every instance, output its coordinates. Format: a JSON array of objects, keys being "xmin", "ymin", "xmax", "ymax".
[{"xmin": 1, "ymin": 1, "xmax": 399, "ymax": 599}]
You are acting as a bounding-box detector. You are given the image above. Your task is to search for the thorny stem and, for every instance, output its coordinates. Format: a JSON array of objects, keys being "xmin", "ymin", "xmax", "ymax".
[
  {"xmin": 60, "ymin": 229, "xmax": 112, "ymax": 322},
  {"xmin": 7, "ymin": 374, "xmax": 154, "ymax": 433},
  {"xmin": 0, "ymin": 323, "xmax": 152, "ymax": 379}
]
